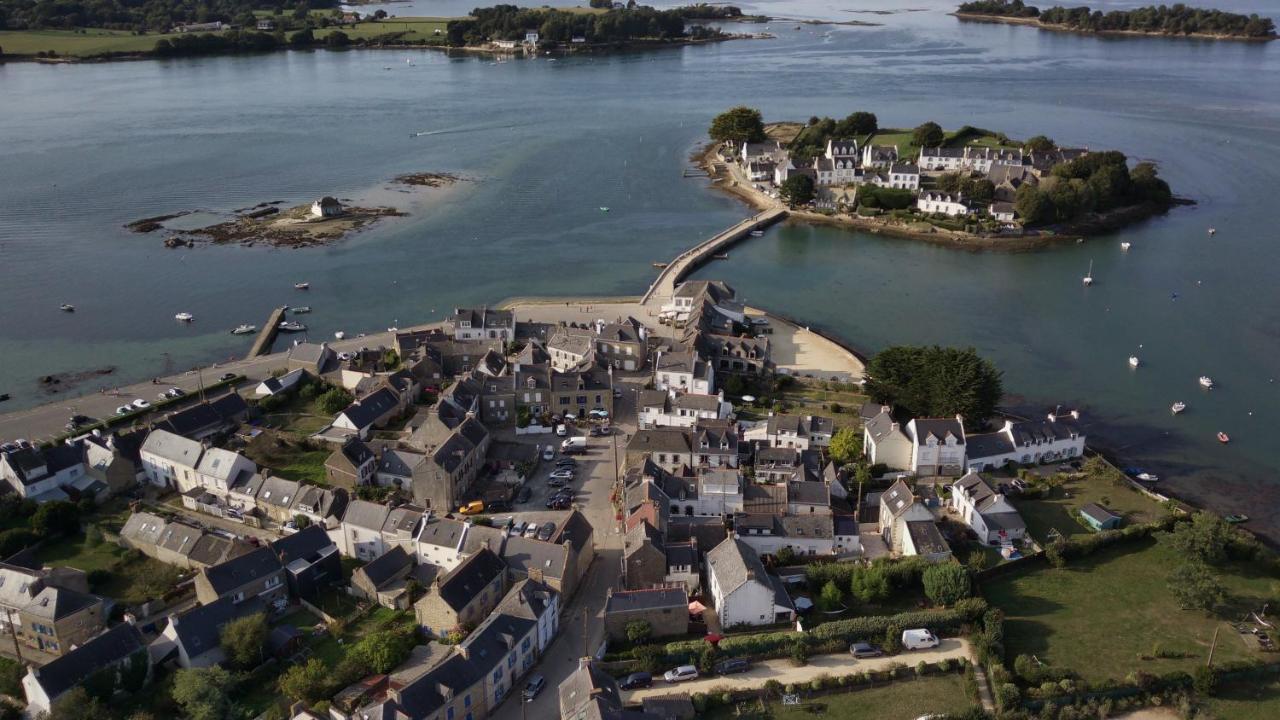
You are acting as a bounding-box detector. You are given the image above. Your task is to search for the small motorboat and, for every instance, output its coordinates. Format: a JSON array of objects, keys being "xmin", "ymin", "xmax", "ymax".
[
  {"xmin": 60, "ymin": 304, "xmax": 75, "ymax": 312},
  {"xmin": 1199, "ymin": 376, "xmax": 1215, "ymax": 389},
  {"xmin": 1082, "ymin": 259, "xmax": 1094, "ymax": 286},
  {"xmin": 1128, "ymin": 356, "xmax": 1140, "ymax": 368},
  {"xmin": 1120, "ymin": 242, "xmax": 1131, "ymax": 251},
  {"xmin": 1171, "ymin": 401, "xmax": 1186, "ymax": 414},
  {"xmin": 175, "ymin": 313, "xmax": 194, "ymax": 322},
  {"xmin": 334, "ymin": 331, "xmax": 346, "ymax": 340},
  {"xmin": 1136, "ymin": 472, "xmax": 1159, "ymax": 482},
  {"xmin": 387, "ymin": 326, "xmax": 399, "ymax": 332},
  {"xmin": 278, "ymin": 321, "xmax": 307, "ymax": 332},
  {"xmin": 713, "ymin": 253, "xmax": 730, "ymax": 260},
  {"xmin": 1224, "ymin": 514, "xmax": 1248, "ymax": 524},
  {"xmin": 292, "ymin": 306, "xmax": 311, "ymax": 314},
  {"xmin": 231, "ymin": 324, "xmax": 257, "ymax": 335},
  {"xmin": 749, "ymin": 230, "xmax": 765, "ymax": 237},
  {"xmin": 652, "ymin": 262, "xmax": 668, "ymax": 269},
  {"xmin": 1207, "ymin": 227, "xmax": 1216, "ymax": 236},
  {"xmin": 294, "ymin": 282, "xmax": 310, "ymax": 290},
  {"xmin": 599, "ymin": 207, "xmax": 610, "ymax": 213},
  {"xmin": 1217, "ymin": 431, "xmax": 1230, "ymax": 444}
]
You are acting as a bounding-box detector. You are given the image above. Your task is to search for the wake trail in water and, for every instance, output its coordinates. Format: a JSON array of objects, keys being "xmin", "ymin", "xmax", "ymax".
[{"xmin": 412, "ymin": 123, "xmax": 520, "ymax": 138}]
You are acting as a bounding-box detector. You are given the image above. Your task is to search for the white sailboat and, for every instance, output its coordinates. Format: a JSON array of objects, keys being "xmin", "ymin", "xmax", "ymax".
[
  {"xmin": 1120, "ymin": 242, "xmax": 1131, "ymax": 251},
  {"xmin": 1128, "ymin": 356, "xmax": 1140, "ymax": 368},
  {"xmin": 1082, "ymin": 260, "xmax": 1094, "ymax": 286},
  {"xmin": 175, "ymin": 312, "xmax": 194, "ymax": 322}
]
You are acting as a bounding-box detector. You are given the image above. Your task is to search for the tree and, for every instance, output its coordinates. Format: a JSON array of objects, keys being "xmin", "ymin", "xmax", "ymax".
[
  {"xmin": 697, "ymin": 644, "xmax": 718, "ymax": 674},
  {"xmin": 1193, "ymin": 665, "xmax": 1218, "ymax": 696},
  {"xmin": 1024, "ymin": 135, "xmax": 1055, "ymax": 152},
  {"xmin": 819, "ymin": 580, "xmax": 844, "ymax": 611},
  {"xmin": 836, "ymin": 111, "xmax": 877, "ymax": 136},
  {"xmin": 1014, "ymin": 183, "xmax": 1052, "ymax": 226},
  {"xmin": 779, "ymin": 173, "xmax": 815, "ymax": 207},
  {"xmin": 922, "ymin": 563, "xmax": 973, "ymax": 606},
  {"xmin": 317, "ymin": 386, "xmax": 354, "ymax": 414},
  {"xmin": 325, "ymin": 30, "xmax": 351, "ymax": 46},
  {"xmin": 773, "ymin": 545, "xmax": 796, "ymax": 566},
  {"xmin": 172, "ymin": 666, "xmax": 237, "ymax": 720},
  {"xmin": 850, "ymin": 565, "xmax": 890, "ymax": 603},
  {"xmin": 279, "ymin": 658, "xmax": 331, "ymax": 705},
  {"xmin": 348, "ymin": 627, "xmax": 417, "ymax": 674},
  {"xmin": 45, "ymin": 687, "xmax": 110, "ymax": 720},
  {"xmin": 1171, "ymin": 512, "xmax": 1234, "ymax": 565},
  {"xmin": 625, "ymin": 620, "xmax": 652, "ymax": 644},
  {"xmin": 912, "ymin": 121, "xmax": 944, "ymax": 148},
  {"xmin": 708, "ymin": 106, "xmax": 766, "ymax": 145},
  {"xmin": 828, "ymin": 427, "xmax": 863, "ymax": 466},
  {"xmin": 1168, "ymin": 561, "xmax": 1225, "ymax": 613},
  {"xmin": 289, "ymin": 28, "xmax": 314, "ymax": 45},
  {"xmin": 789, "ymin": 638, "xmax": 810, "ymax": 666},
  {"xmin": 219, "ymin": 612, "xmax": 268, "ymax": 669},
  {"xmin": 864, "ymin": 345, "xmax": 1003, "ymax": 428},
  {"xmin": 31, "ymin": 501, "xmax": 80, "ymax": 537},
  {"xmin": 634, "ymin": 644, "xmax": 664, "ymax": 673}
]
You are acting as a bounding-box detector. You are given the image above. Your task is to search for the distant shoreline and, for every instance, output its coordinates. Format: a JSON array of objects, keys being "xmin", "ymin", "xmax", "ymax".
[{"xmin": 952, "ymin": 12, "xmax": 1278, "ymax": 42}]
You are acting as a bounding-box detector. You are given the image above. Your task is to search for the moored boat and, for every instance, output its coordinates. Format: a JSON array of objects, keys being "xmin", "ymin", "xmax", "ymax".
[
  {"xmin": 1199, "ymin": 376, "xmax": 1215, "ymax": 389},
  {"xmin": 60, "ymin": 304, "xmax": 75, "ymax": 312},
  {"xmin": 1217, "ymin": 431, "xmax": 1230, "ymax": 444},
  {"xmin": 1224, "ymin": 514, "xmax": 1248, "ymax": 524},
  {"xmin": 749, "ymin": 230, "xmax": 764, "ymax": 237},
  {"xmin": 231, "ymin": 324, "xmax": 257, "ymax": 335},
  {"xmin": 1136, "ymin": 472, "xmax": 1159, "ymax": 482},
  {"xmin": 175, "ymin": 312, "xmax": 194, "ymax": 322},
  {"xmin": 1171, "ymin": 401, "xmax": 1186, "ymax": 414},
  {"xmin": 1082, "ymin": 260, "xmax": 1094, "ymax": 286},
  {"xmin": 1120, "ymin": 241, "xmax": 1131, "ymax": 251},
  {"xmin": 278, "ymin": 321, "xmax": 306, "ymax": 332},
  {"xmin": 292, "ymin": 306, "xmax": 311, "ymax": 314},
  {"xmin": 1128, "ymin": 356, "xmax": 1140, "ymax": 368},
  {"xmin": 334, "ymin": 331, "xmax": 346, "ymax": 340},
  {"xmin": 294, "ymin": 282, "xmax": 310, "ymax": 290}
]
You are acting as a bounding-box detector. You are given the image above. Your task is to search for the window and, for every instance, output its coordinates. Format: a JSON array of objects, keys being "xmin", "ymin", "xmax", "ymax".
[
  {"xmin": 522, "ymin": 637, "xmax": 531, "ymax": 652},
  {"xmin": 448, "ymin": 709, "xmax": 455, "ymax": 720},
  {"xmin": 464, "ymin": 695, "xmax": 471, "ymax": 708},
  {"xmin": 560, "ymin": 397, "xmax": 570, "ymax": 406},
  {"xmin": 493, "ymin": 667, "xmax": 503, "ymax": 682},
  {"xmin": 508, "ymin": 653, "xmax": 516, "ymax": 668}
]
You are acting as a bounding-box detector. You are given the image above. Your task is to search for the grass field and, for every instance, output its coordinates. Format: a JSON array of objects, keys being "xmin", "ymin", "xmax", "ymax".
[
  {"xmin": 1206, "ymin": 677, "xmax": 1280, "ymax": 719},
  {"xmin": 1011, "ymin": 467, "xmax": 1166, "ymax": 542},
  {"xmin": 242, "ymin": 429, "xmax": 332, "ymax": 485},
  {"xmin": 706, "ymin": 674, "xmax": 975, "ymax": 720},
  {"xmin": 38, "ymin": 532, "xmax": 186, "ymax": 605},
  {"xmin": 865, "ymin": 127, "xmax": 1018, "ymax": 163},
  {"xmin": 319, "ymin": 17, "xmax": 452, "ymax": 43},
  {"xmin": 984, "ymin": 534, "xmax": 1275, "ymax": 683},
  {"xmin": 0, "ymin": 28, "xmax": 184, "ymax": 56}
]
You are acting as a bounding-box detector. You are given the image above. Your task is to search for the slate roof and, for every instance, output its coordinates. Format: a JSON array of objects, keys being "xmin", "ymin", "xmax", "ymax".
[
  {"xmin": 257, "ymin": 476, "xmax": 301, "ymax": 510},
  {"xmin": 196, "ymin": 448, "xmax": 249, "ymax": 483},
  {"xmin": 187, "ymin": 534, "xmax": 243, "ymax": 567},
  {"xmin": 434, "ymin": 547, "xmax": 506, "ymax": 610},
  {"xmin": 338, "ymin": 437, "xmax": 374, "ymax": 468},
  {"xmin": 706, "ymin": 538, "xmax": 769, "ymax": 596},
  {"xmin": 628, "ymin": 429, "xmax": 691, "ymax": 455},
  {"xmin": 559, "ymin": 661, "xmax": 622, "ymax": 718},
  {"xmin": 119, "ymin": 511, "xmax": 168, "ymax": 548},
  {"xmin": 881, "ymin": 479, "xmax": 917, "ymax": 518},
  {"xmin": 502, "ymin": 536, "xmax": 568, "ymax": 580},
  {"xmin": 460, "ymin": 523, "xmax": 507, "ymax": 556},
  {"xmin": 906, "ymin": 520, "xmax": 949, "ymax": 556},
  {"xmin": 551, "ymin": 510, "xmax": 594, "ymax": 555},
  {"xmin": 605, "ymin": 587, "xmax": 687, "ymax": 614},
  {"xmin": 141, "ymin": 429, "xmax": 203, "ymax": 467},
  {"xmin": 358, "ymin": 547, "xmax": 413, "ymax": 590},
  {"xmin": 1081, "ymin": 503, "xmax": 1120, "ymax": 524},
  {"xmin": 157, "ymin": 521, "xmax": 204, "ymax": 558},
  {"xmin": 1009, "ymin": 418, "xmax": 1081, "ymax": 445},
  {"xmin": 271, "ymin": 525, "xmax": 335, "ymax": 566},
  {"xmin": 342, "ymin": 499, "xmax": 391, "ymax": 531},
  {"xmin": 416, "ymin": 516, "xmax": 466, "ymax": 550},
  {"xmin": 964, "ymin": 431, "xmax": 1016, "ymax": 460},
  {"xmin": 339, "ymin": 387, "xmax": 400, "ymax": 430},
  {"xmin": 166, "ymin": 596, "xmax": 264, "ymax": 664},
  {"xmin": 29, "ymin": 623, "xmax": 144, "ymax": 701},
  {"xmin": 23, "ymin": 586, "xmax": 99, "ymax": 621},
  {"xmin": 378, "ymin": 448, "xmax": 426, "ymax": 477},
  {"xmin": 787, "ymin": 480, "xmax": 830, "ymax": 506},
  {"xmin": 200, "ymin": 546, "xmax": 282, "ymax": 596},
  {"xmin": 833, "ymin": 515, "xmax": 859, "ymax": 537}
]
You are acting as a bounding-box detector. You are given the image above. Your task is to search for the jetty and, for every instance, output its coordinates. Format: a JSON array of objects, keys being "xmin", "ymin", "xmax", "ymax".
[
  {"xmin": 641, "ymin": 207, "xmax": 787, "ymax": 305},
  {"xmin": 247, "ymin": 307, "xmax": 287, "ymax": 357}
]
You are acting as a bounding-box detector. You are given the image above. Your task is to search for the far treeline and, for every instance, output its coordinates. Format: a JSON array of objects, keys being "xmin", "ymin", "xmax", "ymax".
[
  {"xmin": 0, "ymin": 0, "xmax": 340, "ymax": 33},
  {"xmin": 445, "ymin": 4, "xmax": 724, "ymax": 47},
  {"xmin": 957, "ymin": 0, "xmax": 1276, "ymax": 38}
]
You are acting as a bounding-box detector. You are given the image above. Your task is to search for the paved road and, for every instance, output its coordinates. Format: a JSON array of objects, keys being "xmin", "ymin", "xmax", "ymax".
[
  {"xmin": 0, "ymin": 323, "xmax": 441, "ymax": 444},
  {"xmin": 622, "ymin": 639, "xmax": 972, "ymax": 703}
]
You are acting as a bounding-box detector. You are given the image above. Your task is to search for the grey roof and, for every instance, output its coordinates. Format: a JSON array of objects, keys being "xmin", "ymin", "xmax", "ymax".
[
  {"xmin": 338, "ymin": 437, "xmax": 374, "ymax": 468},
  {"xmin": 433, "ymin": 547, "xmax": 507, "ymax": 611},
  {"xmin": 201, "ymin": 546, "xmax": 282, "ymax": 595},
  {"xmin": 778, "ymin": 515, "xmax": 832, "ymax": 539},
  {"xmin": 416, "ymin": 516, "xmax": 466, "ymax": 549},
  {"xmin": 890, "ymin": 162, "xmax": 920, "ymax": 175},
  {"xmin": 342, "ymin": 499, "xmax": 391, "ymax": 531},
  {"xmin": 865, "ymin": 411, "xmax": 905, "ymax": 443},
  {"xmin": 628, "ymin": 429, "xmax": 691, "ymax": 455},
  {"xmin": 552, "ymin": 510, "xmax": 594, "ymax": 555},
  {"xmin": 605, "ymin": 587, "xmax": 687, "ymax": 614},
  {"xmin": 460, "ymin": 523, "xmax": 507, "ymax": 556},
  {"xmin": 271, "ymin": 525, "xmax": 335, "ymax": 566},
  {"xmin": 965, "ymin": 431, "xmax": 1016, "ymax": 460},
  {"xmin": 383, "ymin": 505, "xmax": 424, "ymax": 538},
  {"xmin": 256, "ymin": 475, "xmax": 301, "ymax": 510},
  {"xmin": 157, "ymin": 521, "xmax": 204, "ymax": 557},
  {"xmin": 1081, "ymin": 503, "xmax": 1120, "ymax": 523},
  {"xmin": 339, "ymin": 387, "xmax": 400, "ymax": 430},
  {"xmin": 756, "ymin": 446, "xmax": 799, "ymax": 468},
  {"xmin": 502, "ymin": 536, "xmax": 568, "ymax": 580},
  {"xmin": 451, "ymin": 306, "xmax": 513, "ymax": 330},
  {"xmin": 120, "ymin": 511, "xmax": 168, "ymax": 547},
  {"xmin": 833, "ymin": 515, "xmax": 859, "ymax": 537},
  {"xmin": 291, "ymin": 484, "xmax": 342, "ymax": 517},
  {"xmin": 859, "ymin": 402, "xmax": 890, "ymax": 422},
  {"xmin": 1009, "ymin": 418, "xmax": 1081, "ymax": 445},
  {"xmin": 166, "ymin": 596, "xmax": 263, "ymax": 664},
  {"xmin": 787, "ymin": 480, "xmax": 829, "ymax": 506},
  {"xmin": 358, "ymin": 547, "xmax": 413, "ymax": 590},
  {"xmin": 655, "ymin": 350, "xmax": 699, "ymax": 374},
  {"xmin": 768, "ymin": 573, "xmax": 795, "ymax": 612},
  {"xmin": 187, "ymin": 534, "xmax": 243, "ymax": 567},
  {"xmin": 984, "ymin": 511, "xmax": 1026, "ymax": 533},
  {"xmin": 379, "ymin": 448, "xmax": 426, "ymax": 477},
  {"xmin": 549, "ymin": 328, "xmax": 594, "ymax": 357},
  {"xmin": 559, "ymin": 661, "xmax": 622, "ymax": 718},
  {"xmin": 881, "ymin": 479, "xmax": 917, "ymax": 518},
  {"xmin": 287, "ymin": 343, "xmax": 331, "ymax": 366},
  {"xmin": 230, "ymin": 471, "xmax": 266, "ymax": 498},
  {"xmin": 665, "ymin": 541, "xmax": 697, "ymax": 569},
  {"xmin": 921, "ymin": 146, "xmax": 965, "ymax": 158},
  {"xmin": 196, "ymin": 448, "xmax": 250, "ymax": 483},
  {"xmin": 912, "ymin": 418, "xmax": 965, "ymax": 445},
  {"xmin": 706, "ymin": 538, "xmax": 769, "ymax": 596},
  {"xmin": 29, "ymin": 623, "xmax": 144, "ymax": 702},
  {"xmin": 141, "ymin": 429, "xmax": 203, "ymax": 466},
  {"xmin": 638, "ymin": 389, "xmax": 669, "ymax": 409},
  {"xmin": 905, "ymin": 520, "xmax": 950, "ymax": 556},
  {"xmin": 23, "ymin": 585, "xmax": 99, "ymax": 621},
  {"xmin": 673, "ymin": 393, "xmax": 721, "ymax": 412},
  {"xmin": 643, "ymin": 695, "xmax": 695, "ymax": 720}
]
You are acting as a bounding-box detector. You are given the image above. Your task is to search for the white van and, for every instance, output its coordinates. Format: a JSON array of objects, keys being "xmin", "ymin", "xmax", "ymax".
[{"xmin": 902, "ymin": 628, "xmax": 940, "ymax": 650}]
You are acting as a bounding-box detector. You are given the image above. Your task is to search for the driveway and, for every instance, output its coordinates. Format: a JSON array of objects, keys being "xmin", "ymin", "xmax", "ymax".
[{"xmin": 622, "ymin": 638, "xmax": 971, "ymax": 702}]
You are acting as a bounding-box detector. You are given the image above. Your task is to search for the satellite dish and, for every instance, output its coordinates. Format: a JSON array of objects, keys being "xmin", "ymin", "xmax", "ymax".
[{"xmin": 741, "ymin": 395, "xmax": 756, "ymax": 403}]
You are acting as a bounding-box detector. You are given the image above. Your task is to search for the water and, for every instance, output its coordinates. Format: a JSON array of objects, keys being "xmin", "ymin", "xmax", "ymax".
[{"xmin": 1, "ymin": 0, "xmax": 1278, "ymax": 532}]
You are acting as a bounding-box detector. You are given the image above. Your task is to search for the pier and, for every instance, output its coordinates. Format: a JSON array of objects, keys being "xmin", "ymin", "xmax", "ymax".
[
  {"xmin": 641, "ymin": 207, "xmax": 787, "ymax": 305},
  {"xmin": 247, "ymin": 307, "xmax": 287, "ymax": 358}
]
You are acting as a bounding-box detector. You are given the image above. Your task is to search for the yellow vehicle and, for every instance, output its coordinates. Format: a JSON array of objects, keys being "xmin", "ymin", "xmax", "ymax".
[{"xmin": 457, "ymin": 500, "xmax": 486, "ymax": 515}]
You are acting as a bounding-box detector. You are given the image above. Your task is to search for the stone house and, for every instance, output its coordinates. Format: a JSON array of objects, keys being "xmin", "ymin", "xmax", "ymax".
[
  {"xmin": 194, "ymin": 546, "xmax": 287, "ymax": 609},
  {"xmin": 603, "ymin": 586, "xmax": 689, "ymax": 642},
  {"xmin": 324, "ymin": 437, "xmax": 376, "ymax": 488},
  {"xmin": 414, "ymin": 547, "xmax": 508, "ymax": 637}
]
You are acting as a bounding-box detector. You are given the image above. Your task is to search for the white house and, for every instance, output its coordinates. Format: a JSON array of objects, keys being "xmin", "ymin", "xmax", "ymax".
[
  {"xmin": 950, "ymin": 472, "xmax": 1027, "ymax": 545},
  {"xmin": 825, "ymin": 138, "xmax": 859, "ymax": 161},
  {"xmin": 414, "ymin": 514, "xmax": 469, "ymax": 571},
  {"xmin": 0, "ymin": 444, "xmax": 87, "ymax": 502},
  {"xmin": 762, "ymin": 414, "xmax": 833, "ymax": 450},
  {"xmin": 695, "ymin": 467, "xmax": 744, "ymax": 517},
  {"xmin": 963, "ymin": 145, "xmax": 1023, "ymax": 174},
  {"xmin": 878, "ymin": 479, "xmax": 935, "ymax": 555},
  {"xmin": 192, "ymin": 448, "xmax": 256, "ymax": 498},
  {"xmin": 905, "ymin": 417, "xmax": 967, "ymax": 477},
  {"xmin": 989, "ymin": 202, "xmax": 1017, "ymax": 223},
  {"xmin": 833, "ymin": 515, "xmax": 861, "ymax": 556},
  {"xmin": 254, "ymin": 368, "xmax": 308, "ymax": 397},
  {"xmin": 863, "ymin": 409, "xmax": 912, "ymax": 471},
  {"xmin": 965, "ymin": 413, "xmax": 1086, "ymax": 472},
  {"xmin": 740, "ymin": 140, "xmax": 782, "ymax": 165},
  {"xmin": 734, "ymin": 514, "xmax": 834, "ymax": 558},
  {"xmin": 862, "ymin": 144, "xmax": 898, "ymax": 168},
  {"xmin": 335, "ymin": 499, "xmax": 390, "ymax": 561},
  {"xmin": 524, "ymin": 31, "xmax": 540, "ymax": 45},
  {"xmin": 705, "ymin": 538, "xmax": 794, "ymax": 627},
  {"xmin": 884, "ymin": 163, "xmax": 920, "ymax": 190},
  {"xmin": 917, "ymin": 191, "xmax": 972, "ymax": 217},
  {"xmin": 653, "ymin": 350, "xmax": 714, "ymax": 395},
  {"xmin": 918, "ymin": 146, "xmax": 966, "ymax": 172},
  {"xmin": 140, "ymin": 430, "xmax": 204, "ymax": 490},
  {"xmin": 638, "ymin": 390, "xmax": 732, "ymax": 429},
  {"xmin": 310, "ymin": 196, "xmax": 343, "ymax": 218},
  {"xmin": 449, "ymin": 307, "xmax": 514, "ymax": 342}
]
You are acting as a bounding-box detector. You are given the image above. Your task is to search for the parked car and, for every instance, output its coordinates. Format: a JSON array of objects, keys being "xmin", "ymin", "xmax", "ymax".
[
  {"xmin": 589, "ymin": 426, "xmax": 604, "ymax": 437},
  {"xmin": 510, "ymin": 520, "xmax": 528, "ymax": 537},
  {"xmin": 536, "ymin": 522, "xmax": 556, "ymax": 541},
  {"xmin": 620, "ymin": 672, "xmax": 652, "ymax": 690},
  {"xmin": 598, "ymin": 424, "xmax": 612, "ymax": 435},
  {"xmin": 521, "ymin": 675, "xmax": 546, "ymax": 701},
  {"xmin": 523, "ymin": 524, "xmax": 539, "ymax": 538},
  {"xmin": 556, "ymin": 424, "xmax": 568, "ymax": 437},
  {"xmin": 546, "ymin": 497, "xmax": 572, "ymax": 510},
  {"xmin": 131, "ymin": 399, "xmax": 151, "ymax": 410},
  {"xmin": 166, "ymin": 387, "xmax": 185, "ymax": 398},
  {"xmin": 549, "ymin": 469, "xmax": 574, "ymax": 480},
  {"xmin": 68, "ymin": 414, "xmax": 91, "ymax": 426},
  {"xmin": 218, "ymin": 373, "xmax": 236, "ymax": 382},
  {"xmin": 516, "ymin": 487, "xmax": 532, "ymax": 503},
  {"xmin": 547, "ymin": 478, "xmax": 566, "ymax": 488},
  {"xmin": 486, "ymin": 500, "xmax": 511, "ymax": 512},
  {"xmin": 588, "ymin": 408, "xmax": 609, "ymax": 419},
  {"xmin": 715, "ymin": 658, "xmax": 750, "ymax": 675},
  {"xmin": 457, "ymin": 500, "xmax": 486, "ymax": 515},
  {"xmin": 849, "ymin": 642, "xmax": 884, "ymax": 659},
  {"xmin": 542, "ymin": 446, "xmax": 556, "ymax": 461},
  {"xmin": 115, "ymin": 405, "xmax": 132, "ymax": 415},
  {"xmin": 555, "ymin": 458, "xmax": 577, "ymax": 467},
  {"xmin": 663, "ymin": 665, "xmax": 699, "ymax": 683},
  {"xmin": 902, "ymin": 628, "xmax": 940, "ymax": 650}
]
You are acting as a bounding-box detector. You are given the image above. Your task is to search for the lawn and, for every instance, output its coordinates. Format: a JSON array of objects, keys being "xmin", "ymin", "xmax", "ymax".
[
  {"xmin": 318, "ymin": 17, "xmax": 453, "ymax": 43},
  {"xmin": 1011, "ymin": 466, "xmax": 1166, "ymax": 542},
  {"xmin": 1205, "ymin": 676, "xmax": 1280, "ymax": 720},
  {"xmin": 242, "ymin": 432, "xmax": 332, "ymax": 485},
  {"xmin": 983, "ymin": 534, "xmax": 1275, "ymax": 683},
  {"xmin": 0, "ymin": 28, "xmax": 184, "ymax": 56},
  {"xmin": 38, "ymin": 532, "xmax": 186, "ymax": 605},
  {"xmin": 866, "ymin": 126, "xmax": 1016, "ymax": 164},
  {"xmin": 706, "ymin": 673, "xmax": 974, "ymax": 720}
]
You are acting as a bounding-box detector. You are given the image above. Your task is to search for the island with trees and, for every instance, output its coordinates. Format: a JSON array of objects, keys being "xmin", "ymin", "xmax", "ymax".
[
  {"xmin": 954, "ymin": 1, "xmax": 1276, "ymax": 41},
  {"xmin": 0, "ymin": 3, "xmax": 759, "ymax": 61},
  {"xmin": 701, "ymin": 105, "xmax": 1183, "ymax": 249}
]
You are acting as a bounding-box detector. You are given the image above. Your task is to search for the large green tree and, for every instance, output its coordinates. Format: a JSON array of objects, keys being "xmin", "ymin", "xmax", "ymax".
[
  {"xmin": 836, "ymin": 111, "xmax": 878, "ymax": 136},
  {"xmin": 828, "ymin": 427, "xmax": 863, "ymax": 466},
  {"xmin": 922, "ymin": 563, "xmax": 973, "ymax": 606},
  {"xmin": 864, "ymin": 345, "xmax": 1004, "ymax": 428},
  {"xmin": 779, "ymin": 173, "xmax": 815, "ymax": 207},
  {"xmin": 279, "ymin": 658, "xmax": 331, "ymax": 705},
  {"xmin": 172, "ymin": 666, "xmax": 237, "ymax": 720},
  {"xmin": 708, "ymin": 106, "xmax": 766, "ymax": 145},
  {"xmin": 1167, "ymin": 561, "xmax": 1225, "ymax": 613},
  {"xmin": 912, "ymin": 121, "xmax": 945, "ymax": 148},
  {"xmin": 219, "ymin": 612, "xmax": 268, "ymax": 669},
  {"xmin": 1170, "ymin": 512, "xmax": 1234, "ymax": 565}
]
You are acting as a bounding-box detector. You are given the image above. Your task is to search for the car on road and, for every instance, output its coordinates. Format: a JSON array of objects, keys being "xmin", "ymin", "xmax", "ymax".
[
  {"xmin": 620, "ymin": 672, "xmax": 652, "ymax": 690},
  {"xmin": 536, "ymin": 521, "xmax": 556, "ymax": 541},
  {"xmin": 902, "ymin": 628, "xmax": 940, "ymax": 650},
  {"xmin": 663, "ymin": 665, "xmax": 699, "ymax": 684},
  {"xmin": 457, "ymin": 500, "xmax": 486, "ymax": 515},
  {"xmin": 849, "ymin": 642, "xmax": 884, "ymax": 659},
  {"xmin": 115, "ymin": 405, "xmax": 132, "ymax": 416},
  {"xmin": 166, "ymin": 387, "xmax": 185, "ymax": 398},
  {"xmin": 549, "ymin": 469, "xmax": 574, "ymax": 480},
  {"xmin": 218, "ymin": 373, "xmax": 236, "ymax": 382},
  {"xmin": 546, "ymin": 497, "xmax": 572, "ymax": 510},
  {"xmin": 521, "ymin": 675, "xmax": 546, "ymax": 701},
  {"xmin": 714, "ymin": 659, "xmax": 750, "ymax": 675},
  {"xmin": 556, "ymin": 424, "xmax": 568, "ymax": 437},
  {"xmin": 547, "ymin": 478, "xmax": 567, "ymax": 488},
  {"xmin": 516, "ymin": 487, "xmax": 532, "ymax": 503},
  {"xmin": 588, "ymin": 408, "xmax": 609, "ymax": 419},
  {"xmin": 131, "ymin": 399, "xmax": 151, "ymax": 410},
  {"xmin": 542, "ymin": 446, "xmax": 555, "ymax": 461}
]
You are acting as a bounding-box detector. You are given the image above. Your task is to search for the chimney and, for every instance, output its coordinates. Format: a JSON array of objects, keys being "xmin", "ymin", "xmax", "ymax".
[{"xmin": 1070, "ymin": 410, "xmax": 1080, "ymax": 420}]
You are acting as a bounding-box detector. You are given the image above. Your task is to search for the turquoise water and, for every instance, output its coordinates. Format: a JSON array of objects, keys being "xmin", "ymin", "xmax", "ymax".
[{"xmin": 1, "ymin": 0, "xmax": 1278, "ymax": 530}]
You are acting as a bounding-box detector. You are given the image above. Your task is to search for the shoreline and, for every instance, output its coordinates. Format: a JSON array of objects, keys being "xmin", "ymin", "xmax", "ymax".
[
  {"xmin": 952, "ymin": 12, "xmax": 1277, "ymax": 42},
  {"xmin": 695, "ymin": 144, "xmax": 1183, "ymax": 251}
]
